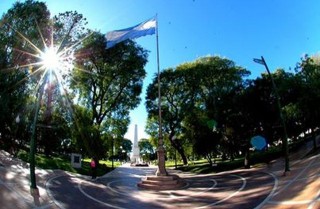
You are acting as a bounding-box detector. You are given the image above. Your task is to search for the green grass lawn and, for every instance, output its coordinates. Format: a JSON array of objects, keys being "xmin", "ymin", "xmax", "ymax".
[
  {"xmin": 167, "ymin": 147, "xmax": 283, "ymax": 174},
  {"xmin": 17, "ymin": 150, "xmax": 120, "ymax": 177},
  {"xmin": 15, "ymin": 138, "xmax": 312, "ymax": 176},
  {"xmin": 14, "ymin": 147, "xmax": 284, "ymax": 176}
]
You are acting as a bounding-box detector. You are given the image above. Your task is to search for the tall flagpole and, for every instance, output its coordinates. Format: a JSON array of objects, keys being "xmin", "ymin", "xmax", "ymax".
[
  {"xmin": 137, "ymin": 15, "xmax": 185, "ymax": 189},
  {"xmin": 155, "ymin": 14, "xmax": 167, "ymax": 176}
]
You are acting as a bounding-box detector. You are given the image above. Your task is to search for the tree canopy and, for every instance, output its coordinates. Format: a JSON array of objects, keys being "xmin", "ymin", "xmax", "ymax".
[{"xmin": 0, "ymin": 0, "xmax": 147, "ymax": 158}]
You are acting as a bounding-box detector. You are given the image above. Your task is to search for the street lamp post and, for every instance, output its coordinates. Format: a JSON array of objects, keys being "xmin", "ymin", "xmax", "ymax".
[
  {"xmin": 29, "ymin": 79, "xmax": 45, "ymax": 195},
  {"xmin": 253, "ymin": 56, "xmax": 290, "ymax": 174},
  {"xmin": 12, "ymin": 21, "xmax": 77, "ymax": 195}
]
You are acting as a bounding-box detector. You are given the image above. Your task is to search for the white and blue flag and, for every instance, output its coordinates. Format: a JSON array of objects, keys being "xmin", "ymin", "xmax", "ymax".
[{"xmin": 106, "ymin": 17, "xmax": 156, "ymax": 49}]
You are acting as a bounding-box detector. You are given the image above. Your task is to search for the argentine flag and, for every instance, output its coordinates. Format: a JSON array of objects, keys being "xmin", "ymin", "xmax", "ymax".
[{"xmin": 106, "ymin": 17, "xmax": 156, "ymax": 49}]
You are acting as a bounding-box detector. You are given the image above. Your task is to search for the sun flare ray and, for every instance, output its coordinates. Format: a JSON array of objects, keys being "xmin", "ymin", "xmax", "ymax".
[
  {"xmin": 3, "ymin": 16, "xmax": 99, "ymax": 131},
  {"xmin": 7, "ymin": 23, "xmax": 43, "ymax": 55}
]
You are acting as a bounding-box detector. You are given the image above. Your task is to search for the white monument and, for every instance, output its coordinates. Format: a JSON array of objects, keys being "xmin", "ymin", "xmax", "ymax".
[{"xmin": 131, "ymin": 124, "xmax": 140, "ymax": 163}]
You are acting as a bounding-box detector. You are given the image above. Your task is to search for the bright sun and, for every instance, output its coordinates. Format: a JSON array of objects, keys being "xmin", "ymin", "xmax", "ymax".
[
  {"xmin": 41, "ymin": 47, "xmax": 60, "ymax": 70},
  {"xmin": 39, "ymin": 45, "xmax": 75, "ymax": 81},
  {"xmin": 37, "ymin": 44, "xmax": 75, "ymax": 92}
]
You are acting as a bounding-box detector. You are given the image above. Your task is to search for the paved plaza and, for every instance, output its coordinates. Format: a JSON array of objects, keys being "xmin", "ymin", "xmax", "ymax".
[{"xmin": 0, "ymin": 143, "xmax": 319, "ymax": 209}]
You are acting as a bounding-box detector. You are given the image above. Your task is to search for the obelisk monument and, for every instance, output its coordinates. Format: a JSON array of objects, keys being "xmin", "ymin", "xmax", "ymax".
[{"xmin": 131, "ymin": 124, "xmax": 140, "ymax": 163}]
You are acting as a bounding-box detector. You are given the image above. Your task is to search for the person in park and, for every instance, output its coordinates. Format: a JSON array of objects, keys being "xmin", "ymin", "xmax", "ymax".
[{"xmin": 90, "ymin": 157, "xmax": 97, "ymax": 179}]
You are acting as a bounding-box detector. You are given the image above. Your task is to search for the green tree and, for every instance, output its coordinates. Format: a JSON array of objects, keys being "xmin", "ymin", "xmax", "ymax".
[
  {"xmin": 0, "ymin": 0, "xmax": 50, "ymax": 152},
  {"xmin": 189, "ymin": 111, "xmax": 221, "ymax": 166},
  {"xmin": 185, "ymin": 57, "xmax": 249, "ymax": 163},
  {"xmin": 0, "ymin": 1, "xmax": 90, "ymax": 157},
  {"xmin": 146, "ymin": 56, "xmax": 250, "ymax": 165},
  {"xmin": 138, "ymin": 138, "xmax": 156, "ymax": 162},
  {"xmin": 295, "ymin": 54, "xmax": 320, "ymax": 150},
  {"xmin": 119, "ymin": 138, "xmax": 132, "ymax": 161},
  {"xmin": 71, "ymin": 34, "xmax": 148, "ymax": 158},
  {"xmin": 146, "ymin": 68, "xmax": 191, "ymax": 164}
]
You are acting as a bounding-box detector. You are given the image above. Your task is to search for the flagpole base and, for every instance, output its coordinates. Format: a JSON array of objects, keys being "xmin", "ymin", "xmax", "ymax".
[{"xmin": 156, "ymin": 146, "xmax": 167, "ymax": 176}]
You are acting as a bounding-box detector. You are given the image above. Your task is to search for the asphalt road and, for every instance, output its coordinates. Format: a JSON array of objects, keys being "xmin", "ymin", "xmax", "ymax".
[{"xmin": 46, "ymin": 165, "xmax": 277, "ymax": 209}]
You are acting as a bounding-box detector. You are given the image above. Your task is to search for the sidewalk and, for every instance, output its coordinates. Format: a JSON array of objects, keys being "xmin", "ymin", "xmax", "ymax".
[
  {"xmin": 259, "ymin": 153, "xmax": 320, "ymax": 209},
  {"xmin": 255, "ymin": 137, "xmax": 320, "ymax": 209},
  {"xmin": 0, "ymin": 150, "xmax": 66, "ymax": 209}
]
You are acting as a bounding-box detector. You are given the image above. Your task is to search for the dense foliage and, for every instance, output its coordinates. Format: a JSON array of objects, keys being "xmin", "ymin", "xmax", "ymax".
[
  {"xmin": 0, "ymin": 0, "xmax": 147, "ymax": 159},
  {"xmin": 146, "ymin": 55, "xmax": 320, "ymax": 166}
]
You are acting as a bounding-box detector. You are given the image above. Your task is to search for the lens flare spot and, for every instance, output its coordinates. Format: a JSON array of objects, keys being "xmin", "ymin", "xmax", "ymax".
[{"xmin": 41, "ymin": 47, "xmax": 60, "ymax": 69}]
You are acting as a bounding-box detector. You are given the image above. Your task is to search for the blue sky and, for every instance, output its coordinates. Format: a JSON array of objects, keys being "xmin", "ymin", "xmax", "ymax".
[{"xmin": 1, "ymin": 0, "xmax": 320, "ymax": 142}]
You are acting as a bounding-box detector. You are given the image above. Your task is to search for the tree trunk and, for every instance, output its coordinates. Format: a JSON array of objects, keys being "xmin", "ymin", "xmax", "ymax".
[
  {"xmin": 177, "ymin": 146, "xmax": 188, "ymax": 165},
  {"xmin": 169, "ymin": 132, "xmax": 188, "ymax": 165}
]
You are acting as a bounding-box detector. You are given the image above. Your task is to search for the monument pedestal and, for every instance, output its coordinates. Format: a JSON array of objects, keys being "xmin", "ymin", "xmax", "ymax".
[
  {"xmin": 137, "ymin": 146, "xmax": 186, "ymax": 190},
  {"xmin": 137, "ymin": 174, "xmax": 186, "ymax": 190}
]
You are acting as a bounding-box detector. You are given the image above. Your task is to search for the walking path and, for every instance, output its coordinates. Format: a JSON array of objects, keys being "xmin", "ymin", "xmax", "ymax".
[{"xmin": 0, "ymin": 138, "xmax": 319, "ymax": 208}]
